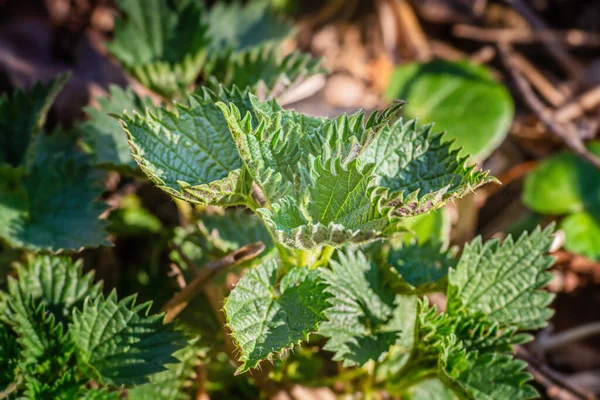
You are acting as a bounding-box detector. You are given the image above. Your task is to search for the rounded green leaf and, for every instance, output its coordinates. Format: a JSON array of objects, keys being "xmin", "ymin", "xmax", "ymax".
[
  {"xmin": 384, "ymin": 60, "xmax": 514, "ymax": 160},
  {"xmin": 523, "ymin": 142, "xmax": 600, "ymax": 215},
  {"xmin": 560, "ymin": 212, "xmax": 600, "ymax": 261}
]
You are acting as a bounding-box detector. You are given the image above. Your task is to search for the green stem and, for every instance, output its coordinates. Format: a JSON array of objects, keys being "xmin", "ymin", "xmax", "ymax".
[
  {"xmin": 312, "ymin": 245, "xmax": 336, "ymax": 269},
  {"xmin": 363, "ymin": 361, "xmax": 377, "ymax": 400}
]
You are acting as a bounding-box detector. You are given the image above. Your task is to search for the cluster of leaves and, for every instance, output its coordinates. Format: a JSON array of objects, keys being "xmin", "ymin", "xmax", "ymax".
[
  {"xmin": 107, "ymin": 0, "xmax": 321, "ymax": 98},
  {"xmin": 523, "ymin": 142, "xmax": 600, "ymax": 260},
  {"xmin": 0, "ymin": 74, "xmax": 109, "ymax": 252},
  {"xmin": 82, "ymin": 0, "xmax": 323, "ymax": 173},
  {"xmin": 121, "ymin": 85, "xmax": 492, "ymax": 250},
  {"xmin": 121, "ymin": 76, "xmax": 557, "ymax": 398},
  {"xmin": 0, "ymin": 255, "xmax": 188, "ymax": 398}
]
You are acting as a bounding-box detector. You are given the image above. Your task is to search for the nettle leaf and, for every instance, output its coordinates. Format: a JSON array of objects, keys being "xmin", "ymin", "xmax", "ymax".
[
  {"xmin": 219, "ymin": 96, "xmax": 489, "ymax": 249},
  {"xmin": 387, "ymin": 241, "xmax": 456, "ymax": 291},
  {"xmin": 0, "ymin": 134, "xmax": 110, "ymax": 252},
  {"xmin": 80, "ymin": 85, "xmax": 154, "ymax": 172},
  {"xmin": 440, "ymin": 337, "xmax": 537, "ymax": 400},
  {"xmin": 403, "ymin": 301, "xmax": 535, "ymax": 400},
  {"xmin": 206, "ymin": 0, "xmax": 293, "ymax": 51},
  {"xmin": 128, "ymin": 340, "xmax": 204, "ymax": 400},
  {"xmin": 120, "ymin": 86, "xmax": 256, "ymax": 207},
  {"xmin": 0, "ymin": 74, "xmax": 68, "ymax": 167},
  {"xmin": 0, "ymin": 323, "xmax": 18, "ymax": 390},
  {"xmin": 107, "ymin": 0, "xmax": 210, "ymax": 97},
  {"xmin": 318, "ymin": 250, "xmax": 416, "ymax": 367},
  {"xmin": 11, "ymin": 255, "xmax": 102, "ymax": 321},
  {"xmin": 5, "ymin": 287, "xmax": 71, "ymax": 373},
  {"xmin": 22, "ymin": 371, "xmax": 80, "ymax": 400},
  {"xmin": 447, "ymin": 226, "xmax": 555, "ymax": 330},
  {"xmin": 70, "ymin": 291, "xmax": 184, "ymax": 386},
  {"xmin": 385, "ymin": 60, "xmax": 514, "ymax": 160},
  {"xmin": 204, "ymin": 44, "xmax": 324, "ymax": 101},
  {"xmin": 360, "ymin": 117, "xmax": 493, "ymax": 215},
  {"xmin": 258, "ymin": 158, "xmax": 395, "ymax": 249},
  {"xmin": 79, "ymin": 388, "xmax": 121, "ymax": 400},
  {"xmin": 224, "ymin": 254, "xmax": 330, "ymax": 374}
]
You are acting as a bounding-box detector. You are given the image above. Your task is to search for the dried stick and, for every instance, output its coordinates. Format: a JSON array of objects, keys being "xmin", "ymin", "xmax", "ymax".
[
  {"xmin": 162, "ymin": 242, "xmax": 265, "ymax": 323},
  {"xmin": 516, "ymin": 346, "xmax": 596, "ymax": 400},
  {"xmin": 511, "ymin": 52, "xmax": 567, "ymax": 107},
  {"xmin": 555, "ymin": 86, "xmax": 600, "ymax": 123},
  {"xmin": 453, "ymin": 25, "xmax": 600, "ymax": 48},
  {"xmin": 499, "ymin": 43, "xmax": 600, "ymax": 169},
  {"xmin": 394, "ymin": 0, "xmax": 431, "ymax": 61},
  {"xmin": 503, "ymin": 0, "xmax": 582, "ymax": 81},
  {"xmin": 534, "ymin": 322, "xmax": 600, "ymax": 353}
]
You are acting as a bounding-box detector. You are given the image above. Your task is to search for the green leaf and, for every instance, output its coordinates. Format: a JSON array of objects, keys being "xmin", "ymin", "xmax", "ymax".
[
  {"xmin": 387, "ymin": 241, "xmax": 456, "ymax": 291},
  {"xmin": 0, "ymin": 74, "xmax": 69, "ymax": 167},
  {"xmin": 318, "ymin": 250, "xmax": 416, "ymax": 367},
  {"xmin": 22, "ymin": 371, "xmax": 80, "ymax": 400},
  {"xmin": 171, "ymin": 209, "xmax": 272, "ymax": 269},
  {"xmin": 360, "ymin": 117, "xmax": 493, "ymax": 213},
  {"xmin": 80, "ymin": 85, "xmax": 154, "ymax": 172},
  {"xmin": 79, "ymin": 388, "xmax": 121, "ymax": 400},
  {"xmin": 0, "ymin": 134, "xmax": 110, "ymax": 252},
  {"xmin": 399, "ymin": 301, "xmax": 535, "ymax": 400},
  {"xmin": 107, "ymin": 0, "xmax": 210, "ymax": 97},
  {"xmin": 258, "ymin": 158, "xmax": 395, "ymax": 249},
  {"xmin": 4, "ymin": 287, "xmax": 71, "ymax": 374},
  {"xmin": 120, "ymin": 86, "xmax": 255, "ymax": 207},
  {"xmin": 108, "ymin": 194, "xmax": 163, "ymax": 237},
  {"xmin": 128, "ymin": 340, "xmax": 204, "ymax": 400},
  {"xmin": 560, "ymin": 212, "xmax": 600, "ymax": 261},
  {"xmin": 440, "ymin": 339, "xmax": 537, "ymax": 400},
  {"xmin": 402, "ymin": 379, "xmax": 456, "ymax": 400},
  {"xmin": 402, "ymin": 209, "xmax": 451, "ymax": 247},
  {"xmin": 523, "ymin": 142, "xmax": 600, "ymax": 215},
  {"xmin": 204, "ymin": 44, "xmax": 324, "ymax": 100},
  {"xmin": 447, "ymin": 226, "xmax": 555, "ymax": 330},
  {"xmin": 206, "ymin": 0, "xmax": 293, "ymax": 51},
  {"xmin": 0, "ymin": 324, "xmax": 18, "ymax": 391},
  {"xmin": 70, "ymin": 291, "xmax": 184, "ymax": 386},
  {"xmin": 384, "ymin": 61, "xmax": 513, "ymax": 160},
  {"xmin": 10, "ymin": 255, "xmax": 101, "ymax": 321},
  {"xmin": 224, "ymin": 254, "xmax": 330, "ymax": 374}
]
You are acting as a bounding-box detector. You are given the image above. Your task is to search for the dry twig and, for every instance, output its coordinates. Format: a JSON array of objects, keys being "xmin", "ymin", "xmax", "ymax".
[
  {"xmin": 161, "ymin": 242, "xmax": 265, "ymax": 323},
  {"xmin": 516, "ymin": 346, "xmax": 597, "ymax": 400},
  {"xmin": 393, "ymin": 0, "xmax": 431, "ymax": 61},
  {"xmin": 499, "ymin": 43, "xmax": 600, "ymax": 169},
  {"xmin": 503, "ymin": 0, "xmax": 583, "ymax": 81},
  {"xmin": 453, "ymin": 25, "xmax": 600, "ymax": 48}
]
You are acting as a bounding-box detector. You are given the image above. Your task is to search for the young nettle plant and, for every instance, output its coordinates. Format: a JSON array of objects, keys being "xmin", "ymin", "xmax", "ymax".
[
  {"xmin": 119, "ymin": 85, "xmax": 555, "ymax": 399},
  {"xmin": 0, "ymin": 255, "xmax": 187, "ymax": 398}
]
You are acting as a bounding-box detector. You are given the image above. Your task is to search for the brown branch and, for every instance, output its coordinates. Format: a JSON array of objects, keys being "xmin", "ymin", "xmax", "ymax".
[
  {"xmin": 516, "ymin": 346, "xmax": 597, "ymax": 400},
  {"xmin": 555, "ymin": 86, "xmax": 600, "ymax": 123},
  {"xmin": 161, "ymin": 242, "xmax": 265, "ymax": 323},
  {"xmin": 498, "ymin": 43, "xmax": 600, "ymax": 169},
  {"xmin": 393, "ymin": 0, "xmax": 431, "ymax": 61},
  {"xmin": 453, "ymin": 25, "xmax": 600, "ymax": 48},
  {"xmin": 503, "ymin": 0, "xmax": 583, "ymax": 81},
  {"xmin": 510, "ymin": 53, "xmax": 567, "ymax": 107}
]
